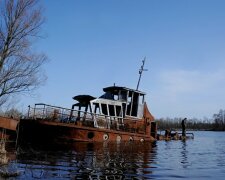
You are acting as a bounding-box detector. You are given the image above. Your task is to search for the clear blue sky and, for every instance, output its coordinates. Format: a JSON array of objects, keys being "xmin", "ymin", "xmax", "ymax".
[{"xmin": 19, "ymin": 0, "xmax": 225, "ymax": 119}]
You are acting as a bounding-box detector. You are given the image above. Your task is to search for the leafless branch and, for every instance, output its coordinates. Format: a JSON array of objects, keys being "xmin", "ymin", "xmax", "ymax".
[{"xmin": 0, "ymin": 0, "xmax": 47, "ymax": 106}]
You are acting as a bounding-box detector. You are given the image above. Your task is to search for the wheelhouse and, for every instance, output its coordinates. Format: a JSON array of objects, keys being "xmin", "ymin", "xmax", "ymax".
[
  {"xmin": 28, "ymin": 86, "xmax": 150, "ymax": 132},
  {"xmin": 90, "ymin": 86, "xmax": 145, "ymax": 119}
]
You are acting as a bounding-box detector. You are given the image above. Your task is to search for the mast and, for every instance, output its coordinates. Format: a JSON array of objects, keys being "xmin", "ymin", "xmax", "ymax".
[{"xmin": 136, "ymin": 57, "xmax": 148, "ymax": 90}]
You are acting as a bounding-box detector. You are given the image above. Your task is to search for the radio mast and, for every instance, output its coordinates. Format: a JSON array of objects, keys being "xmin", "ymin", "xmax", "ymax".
[{"xmin": 136, "ymin": 57, "xmax": 148, "ymax": 90}]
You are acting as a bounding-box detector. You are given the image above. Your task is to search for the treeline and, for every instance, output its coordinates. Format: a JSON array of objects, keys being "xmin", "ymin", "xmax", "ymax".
[
  {"xmin": 213, "ymin": 109, "xmax": 225, "ymax": 131},
  {"xmin": 156, "ymin": 117, "xmax": 213, "ymax": 131},
  {"xmin": 156, "ymin": 109, "xmax": 225, "ymax": 131},
  {"xmin": 0, "ymin": 108, "xmax": 22, "ymax": 119}
]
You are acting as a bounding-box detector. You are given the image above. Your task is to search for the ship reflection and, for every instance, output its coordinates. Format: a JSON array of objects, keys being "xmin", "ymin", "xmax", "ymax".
[
  {"xmin": 72, "ymin": 142, "xmax": 157, "ymax": 179},
  {"xmin": 16, "ymin": 141, "xmax": 158, "ymax": 179}
]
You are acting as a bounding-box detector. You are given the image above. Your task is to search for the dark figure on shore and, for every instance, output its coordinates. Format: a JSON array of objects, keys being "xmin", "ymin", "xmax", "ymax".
[
  {"xmin": 182, "ymin": 118, "xmax": 187, "ymax": 137},
  {"xmin": 165, "ymin": 129, "xmax": 171, "ymax": 138}
]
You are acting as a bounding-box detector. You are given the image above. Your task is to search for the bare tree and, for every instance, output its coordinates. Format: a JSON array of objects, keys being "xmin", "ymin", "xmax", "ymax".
[
  {"xmin": 3, "ymin": 107, "xmax": 22, "ymax": 119},
  {"xmin": 0, "ymin": 0, "xmax": 47, "ymax": 106}
]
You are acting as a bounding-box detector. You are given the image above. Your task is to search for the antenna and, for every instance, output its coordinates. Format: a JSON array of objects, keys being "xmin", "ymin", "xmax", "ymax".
[{"xmin": 136, "ymin": 57, "xmax": 148, "ymax": 90}]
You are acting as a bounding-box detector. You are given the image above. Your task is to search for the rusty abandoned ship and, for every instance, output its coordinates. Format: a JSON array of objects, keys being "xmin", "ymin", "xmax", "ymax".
[{"xmin": 17, "ymin": 59, "xmax": 157, "ymax": 144}]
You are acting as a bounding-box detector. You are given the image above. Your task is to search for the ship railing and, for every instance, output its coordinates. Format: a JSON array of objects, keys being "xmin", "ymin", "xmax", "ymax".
[
  {"xmin": 93, "ymin": 114, "xmax": 124, "ymax": 130},
  {"xmin": 27, "ymin": 103, "xmax": 94, "ymax": 124},
  {"xmin": 93, "ymin": 115, "xmax": 146, "ymax": 134},
  {"xmin": 27, "ymin": 104, "xmax": 119, "ymax": 128},
  {"xmin": 27, "ymin": 103, "xmax": 145, "ymax": 134}
]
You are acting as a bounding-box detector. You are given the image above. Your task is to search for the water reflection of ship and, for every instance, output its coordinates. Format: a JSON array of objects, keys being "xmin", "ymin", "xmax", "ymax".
[
  {"xmin": 0, "ymin": 129, "xmax": 7, "ymax": 165},
  {"xmin": 71, "ymin": 142, "xmax": 157, "ymax": 179},
  {"xmin": 0, "ymin": 142, "xmax": 17, "ymax": 164},
  {"xmin": 16, "ymin": 142, "xmax": 157, "ymax": 179},
  {"xmin": 0, "ymin": 141, "xmax": 19, "ymax": 178}
]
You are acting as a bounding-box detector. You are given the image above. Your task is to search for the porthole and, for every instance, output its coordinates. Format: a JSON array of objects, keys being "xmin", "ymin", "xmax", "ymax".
[
  {"xmin": 87, "ymin": 132, "xmax": 94, "ymax": 139},
  {"xmin": 103, "ymin": 134, "xmax": 109, "ymax": 141}
]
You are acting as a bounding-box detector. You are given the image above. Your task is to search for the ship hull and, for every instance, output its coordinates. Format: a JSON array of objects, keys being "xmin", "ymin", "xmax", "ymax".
[{"xmin": 18, "ymin": 119, "xmax": 155, "ymax": 145}]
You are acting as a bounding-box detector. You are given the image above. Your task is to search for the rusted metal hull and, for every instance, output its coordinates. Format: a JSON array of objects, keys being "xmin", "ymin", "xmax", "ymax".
[
  {"xmin": 18, "ymin": 119, "xmax": 155, "ymax": 145},
  {"xmin": 0, "ymin": 116, "xmax": 18, "ymax": 141}
]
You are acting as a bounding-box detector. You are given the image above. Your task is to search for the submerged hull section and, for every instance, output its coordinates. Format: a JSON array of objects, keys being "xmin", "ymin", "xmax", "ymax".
[
  {"xmin": 0, "ymin": 116, "xmax": 18, "ymax": 141},
  {"xmin": 18, "ymin": 119, "xmax": 155, "ymax": 145}
]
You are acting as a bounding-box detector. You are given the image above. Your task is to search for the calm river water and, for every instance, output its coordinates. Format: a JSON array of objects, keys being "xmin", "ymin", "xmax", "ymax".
[{"xmin": 1, "ymin": 131, "xmax": 225, "ymax": 179}]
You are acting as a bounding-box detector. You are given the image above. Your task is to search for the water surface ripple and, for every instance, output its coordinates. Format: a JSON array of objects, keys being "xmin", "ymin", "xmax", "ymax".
[{"xmin": 1, "ymin": 131, "xmax": 225, "ymax": 179}]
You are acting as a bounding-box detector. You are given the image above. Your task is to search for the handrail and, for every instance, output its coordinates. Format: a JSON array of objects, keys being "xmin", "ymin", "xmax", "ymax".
[
  {"xmin": 26, "ymin": 103, "xmax": 145, "ymax": 134},
  {"xmin": 29, "ymin": 103, "xmax": 124, "ymax": 121}
]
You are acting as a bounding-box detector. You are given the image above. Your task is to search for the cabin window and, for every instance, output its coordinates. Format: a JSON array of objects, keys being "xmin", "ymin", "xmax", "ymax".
[
  {"xmin": 126, "ymin": 92, "xmax": 132, "ymax": 116},
  {"xmin": 108, "ymin": 105, "xmax": 115, "ymax": 116},
  {"xmin": 127, "ymin": 95, "xmax": 132, "ymax": 104},
  {"xmin": 101, "ymin": 103, "xmax": 108, "ymax": 115},
  {"xmin": 122, "ymin": 103, "xmax": 126, "ymax": 117},
  {"xmin": 114, "ymin": 94, "xmax": 118, "ymax": 100},
  {"xmin": 126, "ymin": 104, "xmax": 131, "ymax": 116},
  {"xmin": 101, "ymin": 92, "xmax": 114, "ymax": 100},
  {"xmin": 116, "ymin": 105, "xmax": 122, "ymax": 117},
  {"xmin": 139, "ymin": 94, "xmax": 144, "ymax": 104},
  {"xmin": 131, "ymin": 93, "xmax": 139, "ymax": 117},
  {"xmin": 119, "ymin": 90, "xmax": 127, "ymax": 101},
  {"xmin": 93, "ymin": 103, "xmax": 100, "ymax": 115}
]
